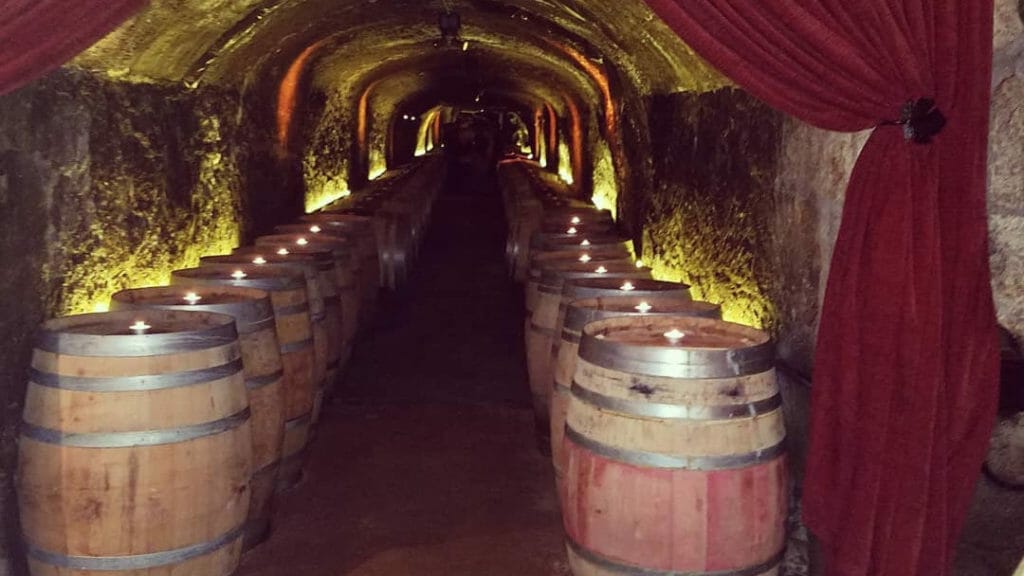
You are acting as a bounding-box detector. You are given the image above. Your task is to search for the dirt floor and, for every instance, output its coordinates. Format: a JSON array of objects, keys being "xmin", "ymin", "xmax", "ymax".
[{"xmin": 237, "ymin": 171, "xmax": 571, "ymax": 576}]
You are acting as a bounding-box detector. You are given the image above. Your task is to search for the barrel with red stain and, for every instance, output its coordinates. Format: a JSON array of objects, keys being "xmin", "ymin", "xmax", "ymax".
[{"xmin": 562, "ymin": 315, "xmax": 786, "ymax": 575}]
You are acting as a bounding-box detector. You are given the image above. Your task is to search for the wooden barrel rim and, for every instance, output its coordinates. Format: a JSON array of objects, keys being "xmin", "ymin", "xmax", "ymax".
[
  {"xmin": 565, "ymin": 539, "xmax": 785, "ymax": 576},
  {"xmin": 563, "ymin": 277, "xmax": 691, "ymax": 301},
  {"xmin": 173, "ymin": 265, "xmax": 305, "ymax": 292},
  {"xmin": 579, "ymin": 316, "xmax": 773, "ymax": 379},
  {"xmin": 244, "ymin": 243, "xmax": 353, "ymax": 267},
  {"xmin": 538, "ymin": 268, "xmax": 649, "ymax": 295},
  {"xmin": 35, "ymin": 310, "xmax": 237, "ymax": 357},
  {"xmin": 563, "ymin": 298, "xmax": 721, "ymax": 342},
  {"xmin": 215, "ymin": 250, "xmax": 336, "ymax": 273},
  {"xmin": 25, "ymin": 524, "xmax": 245, "ymax": 571},
  {"xmin": 110, "ymin": 286, "xmax": 274, "ymax": 334}
]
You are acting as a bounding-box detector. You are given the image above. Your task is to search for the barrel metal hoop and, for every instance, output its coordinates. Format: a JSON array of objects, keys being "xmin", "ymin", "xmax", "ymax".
[
  {"xmin": 571, "ymin": 383, "xmax": 782, "ymax": 421},
  {"xmin": 528, "ymin": 322, "xmax": 558, "ymax": 338},
  {"xmin": 564, "ymin": 425, "xmax": 784, "ymax": 471},
  {"xmin": 21, "ymin": 408, "xmax": 251, "ymax": 448},
  {"xmin": 275, "ymin": 303, "xmax": 310, "ymax": 316},
  {"xmin": 279, "ymin": 337, "xmax": 314, "ymax": 354},
  {"xmin": 562, "ymin": 329, "xmax": 582, "ymax": 344},
  {"xmin": 30, "ymin": 358, "xmax": 244, "ymax": 392},
  {"xmin": 245, "ymin": 369, "xmax": 284, "ymax": 391},
  {"xmin": 285, "ymin": 413, "xmax": 312, "ymax": 431},
  {"xmin": 35, "ymin": 325, "xmax": 239, "ymax": 358},
  {"xmin": 25, "ymin": 523, "xmax": 245, "ymax": 571},
  {"xmin": 237, "ymin": 316, "xmax": 276, "ymax": 335},
  {"xmin": 579, "ymin": 336, "xmax": 774, "ymax": 379},
  {"xmin": 538, "ymin": 283, "xmax": 562, "ymax": 295},
  {"xmin": 566, "ymin": 538, "xmax": 785, "ymax": 576}
]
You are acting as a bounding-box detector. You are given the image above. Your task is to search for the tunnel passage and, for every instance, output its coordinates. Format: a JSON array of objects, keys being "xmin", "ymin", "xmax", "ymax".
[{"xmin": 2, "ymin": 2, "xmax": 1024, "ymax": 576}]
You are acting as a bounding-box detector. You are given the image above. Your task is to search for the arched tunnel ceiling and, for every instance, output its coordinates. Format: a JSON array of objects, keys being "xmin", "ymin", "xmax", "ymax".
[{"xmin": 73, "ymin": 0, "xmax": 726, "ymax": 96}]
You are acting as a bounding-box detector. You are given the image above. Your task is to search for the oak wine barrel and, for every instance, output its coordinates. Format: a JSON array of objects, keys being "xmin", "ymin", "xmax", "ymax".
[
  {"xmin": 110, "ymin": 285, "xmax": 285, "ymax": 551},
  {"xmin": 18, "ymin": 310, "xmax": 252, "ymax": 576},
  {"xmin": 563, "ymin": 315, "xmax": 786, "ymax": 576},
  {"xmin": 171, "ymin": 265, "xmax": 315, "ymax": 491}
]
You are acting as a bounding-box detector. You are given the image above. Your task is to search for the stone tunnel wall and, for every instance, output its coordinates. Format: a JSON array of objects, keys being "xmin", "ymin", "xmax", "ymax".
[{"xmin": 0, "ymin": 69, "xmax": 273, "ymax": 575}]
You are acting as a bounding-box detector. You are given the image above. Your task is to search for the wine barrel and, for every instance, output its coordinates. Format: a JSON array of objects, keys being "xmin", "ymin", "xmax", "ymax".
[
  {"xmin": 298, "ymin": 213, "xmax": 380, "ymax": 324},
  {"xmin": 171, "ymin": 265, "xmax": 315, "ymax": 492},
  {"xmin": 563, "ymin": 316, "xmax": 786, "ymax": 576},
  {"xmin": 255, "ymin": 234, "xmax": 360, "ymax": 368},
  {"xmin": 510, "ymin": 208, "xmax": 615, "ymax": 282},
  {"xmin": 524, "ymin": 250, "xmax": 633, "ymax": 315},
  {"xmin": 525, "ymin": 260, "xmax": 650, "ymax": 452},
  {"xmin": 18, "ymin": 310, "xmax": 252, "ymax": 576},
  {"xmin": 109, "ymin": 286, "xmax": 285, "ymax": 551},
  {"xmin": 550, "ymin": 295, "xmax": 720, "ymax": 504},
  {"xmin": 207, "ymin": 249, "xmax": 339, "ymax": 411}
]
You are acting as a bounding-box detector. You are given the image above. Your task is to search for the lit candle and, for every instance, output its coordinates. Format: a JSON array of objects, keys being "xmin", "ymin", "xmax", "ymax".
[
  {"xmin": 579, "ymin": 254, "xmax": 592, "ymax": 263},
  {"xmin": 635, "ymin": 260, "xmax": 645, "ymax": 268},
  {"xmin": 276, "ymin": 248, "xmax": 289, "ymax": 256},
  {"xmin": 566, "ymin": 227, "xmax": 578, "ymax": 235},
  {"xmin": 580, "ymin": 239, "xmax": 591, "ymax": 247},
  {"xmin": 664, "ymin": 328, "xmax": 685, "ymax": 342},
  {"xmin": 570, "ymin": 216, "xmax": 581, "ymax": 225},
  {"xmin": 635, "ymin": 301, "xmax": 653, "ymax": 314},
  {"xmin": 595, "ymin": 266, "xmax": 608, "ymax": 274},
  {"xmin": 231, "ymin": 270, "xmax": 247, "ymax": 280},
  {"xmin": 295, "ymin": 237, "xmax": 309, "ymax": 246},
  {"xmin": 129, "ymin": 320, "xmax": 151, "ymax": 335},
  {"xmin": 183, "ymin": 292, "xmax": 202, "ymax": 305},
  {"xmin": 309, "ymin": 225, "xmax": 322, "ymax": 233},
  {"xmin": 252, "ymin": 256, "xmax": 267, "ymax": 265},
  {"xmin": 620, "ymin": 281, "xmax": 636, "ymax": 291}
]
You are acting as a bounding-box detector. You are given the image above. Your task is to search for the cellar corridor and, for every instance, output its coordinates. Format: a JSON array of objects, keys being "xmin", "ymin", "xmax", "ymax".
[{"xmin": 235, "ymin": 170, "xmax": 568, "ymax": 576}]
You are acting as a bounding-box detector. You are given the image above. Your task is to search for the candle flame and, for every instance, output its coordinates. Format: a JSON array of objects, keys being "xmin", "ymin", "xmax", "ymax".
[
  {"xmin": 252, "ymin": 256, "xmax": 267, "ymax": 265},
  {"xmin": 579, "ymin": 254, "xmax": 592, "ymax": 263},
  {"xmin": 635, "ymin": 259, "xmax": 645, "ymax": 268},
  {"xmin": 296, "ymin": 237, "xmax": 309, "ymax": 246},
  {"xmin": 231, "ymin": 270, "xmax": 247, "ymax": 280},
  {"xmin": 129, "ymin": 320, "xmax": 151, "ymax": 334},
  {"xmin": 620, "ymin": 281, "xmax": 635, "ymax": 291},
  {"xmin": 566, "ymin": 227, "xmax": 578, "ymax": 235},
  {"xmin": 276, "ymin": 248, "xmax": 289, "ymax": 256},
  {"xmin": 580, "ymin": 239, "xmax": 591, "ymax": 247},
  {"xmin": 309, "ymin": 225, "xmax": 322, "ymax": 233},
  {"xmin": 570, "ymin": 216, "xmax": 581, "ymax": 225},
  {"xmin": 664, "ymin": 328, "xmax": 685, "ymax": 341},
  {"xmin": 183, "ymin": 292, "xmax": 202, "ymax": 305},
  {"xmin": 595, "ymin": 266, "xmax": 608, "ymax": 274},
  {"xmin": 635, "ymin": 302, "xmax": 653, "ymax": 313}
]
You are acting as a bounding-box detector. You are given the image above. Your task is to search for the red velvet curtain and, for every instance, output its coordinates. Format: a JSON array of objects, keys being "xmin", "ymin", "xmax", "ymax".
[
  {"xmin": 0, "ymin": 0, "xmax": 146, "ymax": 95},
  {"xmin": 642, "ymin": 2, "xmax": 998, "ymax": 576}
]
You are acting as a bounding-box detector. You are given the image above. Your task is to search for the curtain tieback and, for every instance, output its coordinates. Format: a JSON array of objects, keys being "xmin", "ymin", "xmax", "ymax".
[{"xmin": 881, "ymin": 98, "xmax": 946, "ymax": 144}]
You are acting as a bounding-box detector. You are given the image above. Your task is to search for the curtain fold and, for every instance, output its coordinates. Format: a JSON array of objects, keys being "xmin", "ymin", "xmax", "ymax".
[
  {"xmin": 0, "ymin": 0, "xmax": 146, "ymax": 95},
  {"xmin": 642, "ymin": 2, "xmax": 998, "ymax": 575}
]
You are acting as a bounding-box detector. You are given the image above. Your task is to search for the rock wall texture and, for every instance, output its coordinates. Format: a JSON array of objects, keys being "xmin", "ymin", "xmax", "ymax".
[
  {"xmin": 0, "ymin": 69, "xmax": 270, "ymax": 575},
  {"xmin": 640, "ymin": 89, "xmax": 782, "ymax": 331}
]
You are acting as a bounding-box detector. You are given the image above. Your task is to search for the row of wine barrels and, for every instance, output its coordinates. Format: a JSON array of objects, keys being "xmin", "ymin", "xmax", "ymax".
[
  {"xmin": 319, "ymin": 156, "xmax": 445, "ymax": 290},
  {"xmin": 499, "ymin": 161, "xmax": 788, "ymax": 576},
  {"xmin": 15, "ymin": 153, "xmax": 435, "ymax": 574}
]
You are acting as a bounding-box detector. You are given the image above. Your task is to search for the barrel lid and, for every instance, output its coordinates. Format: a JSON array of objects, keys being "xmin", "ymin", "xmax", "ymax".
[
  {"xmin": 564, "ymin": 296, "xmax": 721, "ymax": 334},
  {"xmin": 538, "ymin": 261, "xmax": 649, "ymax": 291},
  {"xmin": 276, "ymin": 223, "xmax": 366, "ymax": 241},
  {"xmin": 36, "ymin": 309, "xmax": 238, "ymax": 357},
  {"xmin": 218, "ymin": 247, "xmax": 336, "ymax": 272},
  {"xmin": 530, "ymin": 231, "xmax": 626, "ymax": 249},
  {"xmin": 528, "ymin": 250, "xmax": 633, "ymax": 279},
  {"xmin": 563, "ymin": 277, "xmax": 692, "ymax": 301},
  {"xmin": 171, "ymin": 264, "xmax": 305, "ymax": 292},
  {"xmin": 579, "ymin": 315, "xmax": 773, "ymax": 379},
  {"xmin": 110, "ymin": 285, "xmax": 273, "ymax": 332},
  {"xmin": 255, "ymin": 234, "xmax": 354, "ymax": 264},
  {"xmin": 302, "ymin": 213, "xmax": 375, "ymax": 228}
]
